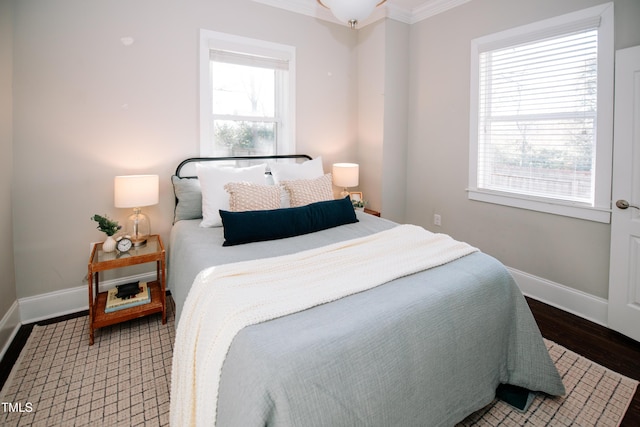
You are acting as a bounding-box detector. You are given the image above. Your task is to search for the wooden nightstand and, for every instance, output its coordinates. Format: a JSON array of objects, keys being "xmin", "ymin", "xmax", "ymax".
[
  {"xmin": 87, "ymin": 234, "xmax": 166, "ymax": 345},
  {"xmin": 364, "ymin": 208, "xmax": 381, "ymax": 217}
]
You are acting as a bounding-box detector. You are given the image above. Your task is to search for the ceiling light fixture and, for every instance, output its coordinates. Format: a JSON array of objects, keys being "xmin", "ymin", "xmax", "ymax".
[{"xmin": 317, "ymin": 0, "xmax": 387, "ymax": 29}]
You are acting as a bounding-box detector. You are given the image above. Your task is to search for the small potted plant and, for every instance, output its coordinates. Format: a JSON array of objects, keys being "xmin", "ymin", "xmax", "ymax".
[
  {"xmin": 352, "ymin": 199, "xmax": 366, "ymax": 211},
  {"xmin": 91, "ymin": 214, "xmax": 121, "ymax": 252}
]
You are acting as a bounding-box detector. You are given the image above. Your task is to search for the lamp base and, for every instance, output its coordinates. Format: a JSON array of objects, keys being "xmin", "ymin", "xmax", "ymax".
[
  {"xmin": 340, "ymin": 189, "xmax": 350, "ymax": 199},
  {"xmin": 126, "ymin": 208, "xmax": 150, "ymax": 247},
  {"xmin": 131, "ymin": 237, "xmax": 147, "ymax": 247}
]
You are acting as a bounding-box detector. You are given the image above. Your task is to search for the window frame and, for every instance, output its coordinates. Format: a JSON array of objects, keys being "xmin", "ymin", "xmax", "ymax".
[
  {"xmin": 199, "ymin": 29, "xmax": 296, "ymax": 157},
  {"xmin": 468, "ymin": 3, "xmax": 614, "ymax": 223}
]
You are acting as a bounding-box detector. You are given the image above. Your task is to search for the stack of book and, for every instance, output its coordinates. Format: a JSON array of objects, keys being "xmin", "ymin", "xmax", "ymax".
[{"xmin": 105, "ymin": 281, "xmax": 151, "ymax": 313}]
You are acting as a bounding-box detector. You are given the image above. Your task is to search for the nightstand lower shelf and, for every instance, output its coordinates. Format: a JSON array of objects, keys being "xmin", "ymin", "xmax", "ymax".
[{"xmin": 92, "ymin": 281, "xmax": 165, "ymax": 330}]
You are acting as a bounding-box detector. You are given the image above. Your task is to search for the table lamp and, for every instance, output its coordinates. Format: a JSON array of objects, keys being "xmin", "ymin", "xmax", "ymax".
[
  {"xmin": 332, "ymin": 163, "xmax": 359, "ymax": 199},
  {"xmin": 114, "ymin": 175, "xmax": 159, "ymax": 246}
]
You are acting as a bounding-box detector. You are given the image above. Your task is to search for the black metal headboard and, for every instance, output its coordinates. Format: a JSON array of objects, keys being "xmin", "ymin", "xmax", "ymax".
[{"xmin": 175, "ymin": 154, "xmax": 313, "ymax": 178}]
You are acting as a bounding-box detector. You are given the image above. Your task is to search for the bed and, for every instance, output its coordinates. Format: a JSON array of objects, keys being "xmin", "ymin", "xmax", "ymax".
[{"xmin": 168, "ymin": 155, "xmax": 565, "ymax": 427}]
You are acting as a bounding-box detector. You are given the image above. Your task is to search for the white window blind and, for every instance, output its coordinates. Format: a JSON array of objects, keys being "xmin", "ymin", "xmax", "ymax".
[
  {"xmin": 469, "ymin": 3, "xmax": 614, "ymax": 223},
  {"xmin": 478, "ymin": 29, "xmax": 598, "ymax": 203},
  {"xmin": 209, "ymin": 50, "xmax": 289, "ymax": 71}
]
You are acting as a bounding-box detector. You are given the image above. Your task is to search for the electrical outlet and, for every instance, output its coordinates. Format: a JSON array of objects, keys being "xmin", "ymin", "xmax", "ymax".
[{"xmin": 433, "ymin": 214, "xmax": 442, "ymax": 226}]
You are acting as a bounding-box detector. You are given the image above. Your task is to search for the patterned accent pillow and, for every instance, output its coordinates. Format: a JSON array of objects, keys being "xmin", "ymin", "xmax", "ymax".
[
  {"xmin": 281, "ymin": 173, "xmax": 334, "ymax": 207},
  {"xmin": 224, "ymin": 182, "xmax": 281, "ymax": 212}
]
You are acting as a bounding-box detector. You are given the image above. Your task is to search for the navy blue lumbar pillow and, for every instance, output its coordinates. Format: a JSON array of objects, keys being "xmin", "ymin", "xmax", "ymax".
[{"xmin": 220, "ymin": 196, "xmax": 358, "ymax": 246}]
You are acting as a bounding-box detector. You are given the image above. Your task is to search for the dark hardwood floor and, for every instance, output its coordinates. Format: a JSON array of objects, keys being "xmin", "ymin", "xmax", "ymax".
[
  {"xmin": 1, "ymin": 298, "xmax": 638, "ymax": 425},
  {"xmin": 526, "ymin": 297, "xmax": 640, "ymax": 427}
]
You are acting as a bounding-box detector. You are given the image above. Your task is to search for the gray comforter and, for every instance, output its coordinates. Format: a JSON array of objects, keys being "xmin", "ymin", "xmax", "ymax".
[{"xmin": 168, "ymin": 213, "xmax": 565, "ymax": 426}]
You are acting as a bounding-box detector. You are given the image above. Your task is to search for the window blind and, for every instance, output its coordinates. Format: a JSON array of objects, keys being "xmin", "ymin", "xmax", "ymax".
[
  {"xmin": 477, "ymin": 28, "xmax": 599, "ymax": 204},
  {"xmin": 210, "ymin": 50, "xmax": 289, "ymax": 71}
]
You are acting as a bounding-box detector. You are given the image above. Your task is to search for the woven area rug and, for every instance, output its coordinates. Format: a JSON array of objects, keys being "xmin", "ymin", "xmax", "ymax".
[
  {"xmin": 0, "ymin": 299, "xmax": 637, "ymax": 426},
  {"xmin": 0, "ymin": 302, "xmax": 175, "ymax": 427},
  {"xmin": 457, "ymin": 339, "xmax": 638, "ymax": 426}
]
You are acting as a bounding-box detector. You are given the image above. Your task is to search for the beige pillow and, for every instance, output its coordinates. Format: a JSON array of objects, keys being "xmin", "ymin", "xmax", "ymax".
[
  {"xmin": 281, "ymin": 173, "xmax": 334, "ymax": 207},
  {"xmin": 224, "ymin": 182, "xmax": 281, "ymax": 212}
]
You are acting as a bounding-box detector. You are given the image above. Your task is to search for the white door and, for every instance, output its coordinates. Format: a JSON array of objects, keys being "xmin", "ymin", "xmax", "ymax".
[{"xmin": 608, "ymin": 45, "xmax": 640, "ymax": 343}]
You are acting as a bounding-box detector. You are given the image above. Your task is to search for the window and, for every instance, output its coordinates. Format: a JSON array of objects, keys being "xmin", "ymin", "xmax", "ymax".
[
  {"xmin": 200, "ymin": 30, "xmax": 295, "ymax": 156},
  {"xmin": 468, "ymin": 4, "xmax": 614, "ymax": 223}
]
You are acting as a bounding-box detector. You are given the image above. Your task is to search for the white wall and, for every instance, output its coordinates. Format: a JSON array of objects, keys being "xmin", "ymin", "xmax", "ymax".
[
  {"xmin": 0, "ymin": 0, "xmax": 20, "ymax": 354},
  {"xmin": 406, "ymin": 0, "xmax": 640, "ymax": 300},
  {"xmin": 357, "ymin": 20, "xmax": 386, "ymax": 214},
  {"xmin": 381, "ymin": 19, "xmax": 409, "ymax": 223},
  {"xmin": 356, "ymin": 18, "xmax": 409, "ymax": 222},
  {"xmin": 11, "ymin": 0, "xmax": 359, "ymax": 301}
]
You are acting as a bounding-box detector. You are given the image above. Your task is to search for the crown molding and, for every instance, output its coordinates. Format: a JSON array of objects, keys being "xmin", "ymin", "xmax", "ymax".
[
  {"xmin": 252, "ymin": 0, "xmax": 471, "ymax": 27},
  {"xmin": 411, "ymin": 0, "xmax": 471, "ymax": 23},
  {"xmin": 386, "ymin": 3, "xmax": 414, "ymax": 25},
  {"xmin": 253, "ymin": 0, "xmax": 318, "ymax": 18}
]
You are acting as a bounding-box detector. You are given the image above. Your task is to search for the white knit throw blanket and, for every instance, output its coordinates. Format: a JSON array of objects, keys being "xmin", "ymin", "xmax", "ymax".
[{"xmin": 170, "ymin": 224, "xmax": 478, "ymax": 427}]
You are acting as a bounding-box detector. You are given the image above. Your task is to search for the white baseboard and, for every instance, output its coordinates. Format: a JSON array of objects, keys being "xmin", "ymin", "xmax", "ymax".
[
  {"xmin": 507, "ymin": 266, "xmax": 609, "ymax": 327},
  {"xmin": 0, "ymin": 301, "xmax": 22, "ymax": 361},
  {"xmin": 18, "ymin": 272, "xmax": 157, "ymax": 324}
]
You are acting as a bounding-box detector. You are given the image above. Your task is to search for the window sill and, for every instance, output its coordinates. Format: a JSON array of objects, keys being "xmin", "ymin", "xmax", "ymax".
[{"xmin": 467, "ymin": 189, "xmax": 611, "ymax": 223}]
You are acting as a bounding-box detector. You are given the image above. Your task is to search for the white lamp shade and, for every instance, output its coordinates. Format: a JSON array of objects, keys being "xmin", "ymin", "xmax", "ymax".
[
  {"xmin": 321, "ymin": 0, "xmax": 381, "ymax": 24},
  {"xmin": 332, "ymin": 163, "xmax": 359, "ymax": 188},
  {"xmin": 114, "ymin": 175, "xmax": 159, "ymax": 208}
]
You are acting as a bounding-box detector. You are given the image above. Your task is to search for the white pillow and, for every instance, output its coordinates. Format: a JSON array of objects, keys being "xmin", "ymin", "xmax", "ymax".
[
  {"xmin": 270, "ymin": 157, "xmax": 324, "ymax": 183},
  {"xmin": 197, "ymin": 163, "xmax": 267, "ymax": 227}
]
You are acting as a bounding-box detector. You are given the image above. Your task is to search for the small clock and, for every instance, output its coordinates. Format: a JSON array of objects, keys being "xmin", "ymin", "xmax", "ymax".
[{"xmin": 116, "ymin": 236, "xmax": 133, "ymax": 253}]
